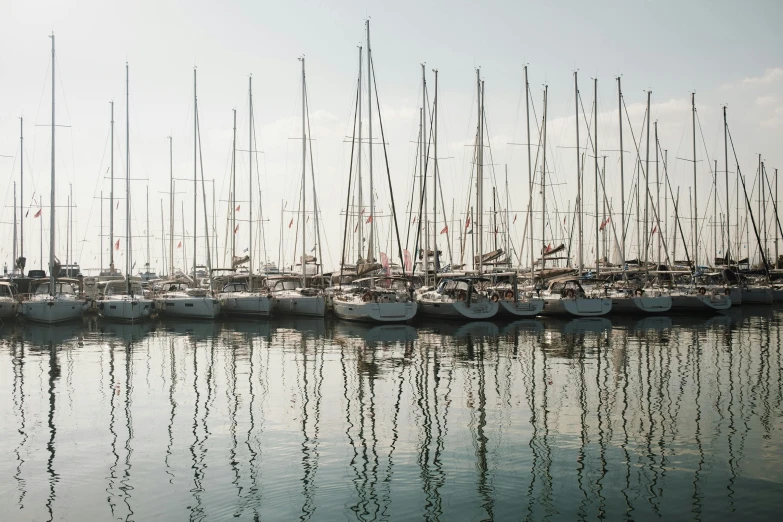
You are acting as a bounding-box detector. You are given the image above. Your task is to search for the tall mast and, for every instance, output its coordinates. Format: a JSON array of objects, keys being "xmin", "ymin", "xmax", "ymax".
[
  {"xmin": 524, "ymin": 65, "xmax": 533, "ymax": 277},
  {"xmin": 110, "ymin": 102, "xmax": 115, "ymax": 271},
  {"xmin": 366, "ymin": 20, "xmax": 375, "ymax": 263},
  {"xmin": 617, "ymin": 77, "xmax": 626, "ymax": 273},
  {"xmin": 231, "ymin": 108, "xmax": 236, "ymax": 264},
  {"xmin": 19, "ymin": 117, "xmax": 24, "ymax": 275},
  {"xmin": 146, "ymin": 185, "xmax": 150, "ymax": 274},
  {"xmin": 49, "ymin": 33, "xmax": 55, "ymax": 293},
  {"xmin": 356, "ymin": 47, "xmax": 362, "ymax": 264},
  {"xmin": 644, "ymin": 90, "xmax": 651, "ymax": 269},
  {"xmin": 248, "ymin": 76, "xmax": 254, "ymax": 277},
  {"xmin": 160, "ymin": 200, "xmax": 166, "ymax": 275},
  {"xmin": 168, "ymin": 137, "xmax": 173, "ymax": 276},
  {"xmin": 574, "ymin": 71, "xmax": 582, "ymax": 275},
  {"xmin": 691, "ymin": 92, "xmax": 698, "ymax": 271},
  {"xmin": 776, "ymin": 168, "xmax": 779, "ymax": 265},
  {"xmin": 655, "ymin": 121, "xmax": 661, "ymax": 266},
  {"xmin": 433, "ymin": 69, "xmax": 439, "ymax": 275},
  {"xmin": 541, "ymin": 85, "xmax": 548, "ymax": 273},
  {"xmin": 421, "ymin": 64, "xmax": 428, "ymax": 282},
  {"xmin": 713, "ymin": 159, "xmax": 718, "ymax": 266},
  {"xmin": 193, "ymin": 68, "xmax": 197, "ymax": 282},
  {"xmin": 126, "ymin": 62, "xmax": 132, "ymax": 292},
  {"xmin": 300, "ymin": 57, "xmax": 307, "ymax": 287},
  {"xmin": 594, "ymin": 79, "xmax": 599, "ymax": 274},
  {"xmin": 723, "ymin": 106, "xmax": 731, "ymax": 268},
  {"xmin": 13, "ymin": 183, "xmax": 17, "ymax": 274},
  {"xmin": 476, "ymin": 70, "xmax": 484, "ymax": 274}
]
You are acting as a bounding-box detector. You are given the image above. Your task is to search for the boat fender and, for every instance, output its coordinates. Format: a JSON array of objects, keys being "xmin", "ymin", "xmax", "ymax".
[
  {"xmin": 362, "ymin": 292, "xmax": 373, "ymax": 303},
  {"xmin": 98, "ymin": 302, "xmax": 104, "ymax": 310},
  {"xmin": 565, "ymin": 289, "xmax": 576, "ymax": 299},
  {"xmin": 698, "ymin": 286, "xmax": 707, "ymax": 295},
  {"xmin": 724, "ymin": 288, "xmax": 730, "ymax": 296}
]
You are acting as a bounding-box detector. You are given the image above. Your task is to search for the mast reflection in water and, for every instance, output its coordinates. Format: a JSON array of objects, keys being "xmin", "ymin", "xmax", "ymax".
[{"xmin": 0, "ymin": 311, "xmax": 782, "ymax": 521}]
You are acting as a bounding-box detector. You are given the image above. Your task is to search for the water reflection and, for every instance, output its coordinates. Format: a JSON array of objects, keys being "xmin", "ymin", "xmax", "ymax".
[{"xmin": 0, "ymin": 309, "xmax": 782, "ymax": 520}]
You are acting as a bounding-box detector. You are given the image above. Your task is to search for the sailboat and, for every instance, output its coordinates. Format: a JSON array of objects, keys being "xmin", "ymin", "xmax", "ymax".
[
  {"xmin": 271, "ymin": 57, "xmax": 326, "ymax": 317},
  {"xmin": 217, "ymin": 76, "xmax": 273, "ymax": 317},
  {"xmin": 97, "ymin": 63, "xmax": 154, "ymax": 322},
  {"xmin": 533, "ymin": 82, "xmax": 610, "ymax": 317},
  {"xmin": 22, "ymin": 34, "xmax": 89, "ymax": 324},
  {"xmin": 418, "ymin": 69, "xmax": 498, "ymax": 320},
  {"xmin": 155, "ymin": 68, "xmax": 221, "ymax": 319},
  {"xmin": 332, "ymin": 21, "xmax": 417, "ymax": 323}
]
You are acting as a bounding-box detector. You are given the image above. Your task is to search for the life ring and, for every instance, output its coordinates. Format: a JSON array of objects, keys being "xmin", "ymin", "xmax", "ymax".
[
  {"xmin": 362, "ymin": 292, "xmax": 373, "ymax": 302},
  {"xmin": 491, "ymin": 293, "xmax": 499, "ymax": 302},
  {"xmin": 505, "ymin": 290, "xmax": 515, "ymax": 299},
  {"xmin": 565, "ymin": 288, "xmax": 576, "ymax": 299},
  {"xmin": 635, "ymin": 288, "xmax": 644, "ymax": 297},
  {"xmin": 697, "ymin": 286, "xmax": 707, "ymax": 295}
]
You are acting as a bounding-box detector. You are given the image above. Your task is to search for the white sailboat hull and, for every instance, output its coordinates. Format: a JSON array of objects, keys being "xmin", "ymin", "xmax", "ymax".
[
  {"xmin": 21, "ymin": 296, "xmax": 87, "ymax": 324},
  {"xmin": 333, "ymin": 299, "xmax": 417, "ymax": 323},
  {"xmin": 670, "ymin": 293, "xmax": 731, "ymax": 312},
  {"xmin": 155, "ymin": 295, "xmax": 221, "ymax": 319},
  {"xmin": 541, "ymin": 297, "xmax": 612, "ymax": 317},
  {"xmin": 417, "ymin": 298, "xmax": 498, "ymax": 320},
  {"xmin": 0, "ymin": 297, "xmax": 19, "ymax": 319},
  {"xmin": 610, "ymin": 295, "xmax": 672, "ymax": 314},
  {"xmin": 497, "ymin": 298, "xmax": 545, "ymax": 317},
  {"xmin": 97, "ymin": 296, "xmax": 154, "ymax": 322},
  {"xmin": 219, "ymin": 293, "xmax": 272, "ymax": 317},
  {"xmin": 273, "ymin": 294, "xmax": 326, "ymax": 317}
]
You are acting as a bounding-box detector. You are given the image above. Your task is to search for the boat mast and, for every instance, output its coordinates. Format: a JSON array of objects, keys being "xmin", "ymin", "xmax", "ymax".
[
  {"xmin": 19, "ymin": 117, "xmax": 24, "ymax": 275},
  {"xmin": 110, "ymin": 101, "xmax": 115, "ymax": 273},
  {"xmin": 367, "ymin": 20, "xmax": 375, "ymax": 265},
  {"xmin": 422, "ymin": 64, "xmax": 428, "ymax": 283},
  {"xmin": 231, "ymin": 108, "xmax": 236, "ymax": 265},
  {"xmin": 193, "ymin": 68, "xmax": 198, "ymax": 283},
  {"xmin": 433, "ymin": 69, "xmax": 439, "ymax": 275},
  {"xmin": 356, "ymin": 47, "xmax": 362, "ymax": 265},
  {"xmin": 724, "ymin": 106, "xmax": 731, "ymax": 268},
  {"xmin": 300, "ymin": 56, "xmax": 307, "ymax": 288},
  {"xmin": 541, "ymin": 85, "xmax": 548, "ymax": 273},
  {"xmin": 574, "ymin": 71, "xmax": 582, "ymax": 275},
  {"xmin": 691, "ymin": 93, "xmax": 698, "ymax": 272},
  {"xmin": 146, "ymin": 185, "xmax": 150, "ymax": 275},
  {"xmin": 617, "ymin": 77, "xmax": 626, "ymax": 274},
  {"xmin": 524, "ymin": 65, "xmax": 534, "ymax": 280},
  {"xmin": 168, "ymin": 136, "xmax": 173, "ymax": 276},
  {"xmin": 776, "ymin": 168, "xmax": 779, "ymax": 265},
  {"xmin": 160, "ymin": 200, "xmax": 166, "ymax": 275},
  {"xmin": 476, "ymin": 69, "xmax": 484, "ymax": 274},
  {"xmin": 249, "ymin": 76, "xmax": 254, "ymax": 278},
  {"xmin": 655, "ymin": 121, "xmax": 661, "ymax": 266},
  {"xmin": 644, "ymin": 90, "xmax": 651, "ymax": 269},
  {"xmin": 594, "ymin": 79, "xmax": 599, "ymax": 275},
  {"xmin": 49, "ymin": 33, "xmax": 55, "ymax": 294},
  {"xmin": 126, "ymin": 62, "xmax": 132, "ymax": 293}
]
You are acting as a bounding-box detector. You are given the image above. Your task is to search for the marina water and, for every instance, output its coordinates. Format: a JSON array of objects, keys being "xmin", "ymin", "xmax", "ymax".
[{"xmin": 1, "ymin": 309, "xmax": 782, "ymax": 521}]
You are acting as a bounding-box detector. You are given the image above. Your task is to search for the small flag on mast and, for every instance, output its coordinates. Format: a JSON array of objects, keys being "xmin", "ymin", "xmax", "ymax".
[
  {"xmin": 115, "ymin": 239, "xmax": 120, "ymax": 251},
  {"xmin": 440, "ymin": 225, "xmax": 448, "ymax": 234},
  {"xmin": 34, "ymin": 208, "xmax": 42, "ymax": 218},
  {"xmin": 288, "ymin": 218, "xmax": 294, "ymax": 228}
]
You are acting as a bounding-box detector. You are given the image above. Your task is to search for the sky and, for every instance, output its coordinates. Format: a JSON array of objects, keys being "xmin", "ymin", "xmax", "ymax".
[{"xmin": 2, "ymin": 0, "xmax": 783, "ymax": 275}]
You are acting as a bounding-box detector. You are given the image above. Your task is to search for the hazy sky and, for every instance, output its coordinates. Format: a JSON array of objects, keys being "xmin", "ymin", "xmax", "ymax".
[{"xmin": 2, "ymin": 0, "xmax": 782, "ymax": 274}]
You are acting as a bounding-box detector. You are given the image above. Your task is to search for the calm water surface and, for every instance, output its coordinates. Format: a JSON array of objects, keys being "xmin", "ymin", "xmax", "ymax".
[{"xmin": 1, "ymin": 309, "xmax": 782, "ymax": 521}]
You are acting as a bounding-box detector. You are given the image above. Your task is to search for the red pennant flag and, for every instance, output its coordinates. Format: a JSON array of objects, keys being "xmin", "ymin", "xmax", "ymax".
[
  {"xmin": 440, "ymin": 225, "xmax": 448, "ymax": 235},
  {"xmin": 235, "ymin": 204, "xmax": 240, "ymax": 211},
  {"xmin": 115, "ymin": 239, "xmax": 120, "ymax": 251},
  {"xmin": 545, "ymin": 243, "xmax": 552, "ymax": 254},
  {"xmin": 651, "ymin": 225, "xmax": 657, "ymax": 235},
  {"xmin": 25, "ymin": 209, "xmax": 29, "ymax": 217},
  {"xmin": 366, "ymin": 215, "xmax": 372, "ymax": 224},
  {"xmin": 360, "ymin": 208, "xmax": 366, "ymax": 215},
  {"xmin": 513, "ymin": 214, "xmax": 517, "ymax": 224},
  {"xmin": 306, "ymin": 216, "xmax": 310, "ymax": 223},
  {"xmin": 177, "ymin": 241, "xmax": 182, "ymax": 249},
  {"xmin": 412, "ymin": 216, "xmax": 417, "ymax": 224},
  {"xmin": 34, "ymin": 208, "xmax": 42, "ymax": 218},
  {"xmin": 288, "ymin": 218, "xmax": 294, "ymax": 228},
  {"xmin": 465, "ymin": 216, "xmax": 471, "ymax": 229},
  {"xmin": 354, "ymin": 223, "xmax": 358, "ymax": 233},
  {"xmin": 234, "ymin": 224, "xmax": 239, "ymax": 234},
  {"xmin": 380, "ymin": 252, "xmax": 389, "ymax": 269}
]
